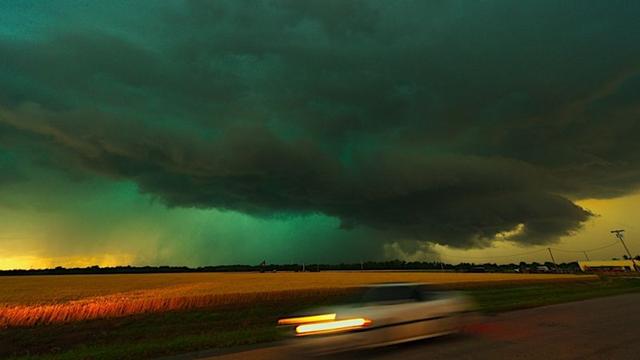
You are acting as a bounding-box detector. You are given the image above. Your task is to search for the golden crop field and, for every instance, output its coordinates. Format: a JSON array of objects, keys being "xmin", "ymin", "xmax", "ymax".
[{"xmin": 0, "ymin": 272, "xmax": 594, "ymax": 328}]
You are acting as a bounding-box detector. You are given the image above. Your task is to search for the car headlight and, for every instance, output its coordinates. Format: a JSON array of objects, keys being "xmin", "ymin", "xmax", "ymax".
[
  {"xmin": 278, "ymin": 313, "xmax": 336, "ymax": 325},
  {"xmin": 295, "ymin": 318, "xmax": 372, "ymax": 336}
]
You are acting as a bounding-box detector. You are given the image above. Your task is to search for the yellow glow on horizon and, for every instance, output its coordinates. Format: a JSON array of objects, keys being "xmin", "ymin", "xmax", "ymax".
[
  {"xmin": 0, "ymin": 253, "xmax": 137, "ymax": 270},
  {"xmin": 0, "ymin": 255, "xmax": 51, "ymax": 270}
]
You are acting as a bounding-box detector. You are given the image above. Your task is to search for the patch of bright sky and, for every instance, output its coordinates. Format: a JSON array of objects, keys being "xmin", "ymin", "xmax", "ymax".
[{"xmin": 437, "ymin": 192, "xmax": 640, "ymax": 264}]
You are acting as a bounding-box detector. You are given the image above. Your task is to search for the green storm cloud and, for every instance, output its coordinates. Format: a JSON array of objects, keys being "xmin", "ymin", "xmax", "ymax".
[{"xmin": 1, "ymin": 1, "xmax": 639, "ymax": 265}]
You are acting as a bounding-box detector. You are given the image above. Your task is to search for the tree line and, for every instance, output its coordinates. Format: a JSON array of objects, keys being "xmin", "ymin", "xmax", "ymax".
[{"xmin": 0, "ymin": 260, "xmax": 585, "ymax": 276}]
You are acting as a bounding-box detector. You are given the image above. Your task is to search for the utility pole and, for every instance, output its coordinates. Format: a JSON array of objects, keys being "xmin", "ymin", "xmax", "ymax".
[
  {"xmin": 302, "ymin": 262, "xmax": 305, "ymax": 272},
  {"xmin": 547, "ymin": 248, "xmax": 558, "ymax": 271},
  {"xmin": 360, "ymin": 259, "xmax": 364, "ymax": 271},
  {"xmin": 611, "ymin": 229, "xmax": 632, "ymax": 259},
  {"xmin": 583, "ymin": 251, "xmax": 590, "ymax": 261}
]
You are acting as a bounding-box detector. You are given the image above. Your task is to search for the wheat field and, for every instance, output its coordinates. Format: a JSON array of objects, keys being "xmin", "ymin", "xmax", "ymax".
[{"xmin": 0, "ymin": 272, "xmax": 593, "ymax": 328}]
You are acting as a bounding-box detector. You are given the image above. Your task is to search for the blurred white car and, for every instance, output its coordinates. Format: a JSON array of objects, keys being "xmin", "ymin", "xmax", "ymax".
[{"xmin": 278, "ymin": 282, "xmax": 474, "ymax": 355}]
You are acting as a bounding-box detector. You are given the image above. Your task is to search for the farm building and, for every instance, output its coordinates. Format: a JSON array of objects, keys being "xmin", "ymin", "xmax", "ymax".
[{"xmin": 578, "ymin": 260, "xmax": 640, "ymax": 272}]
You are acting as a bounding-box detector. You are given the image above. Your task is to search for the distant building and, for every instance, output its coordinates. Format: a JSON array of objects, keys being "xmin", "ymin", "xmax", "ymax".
[
  {"xmin": 469, "ymin": 266, "xmax": 486, "ymax": 273},
  {"xmin": 578, "ymin": 260, "xmax": 640, "ymax": 272},
  {"xmin": 536, "ymin": 265, "xmax": 551, "ymax": 273}
]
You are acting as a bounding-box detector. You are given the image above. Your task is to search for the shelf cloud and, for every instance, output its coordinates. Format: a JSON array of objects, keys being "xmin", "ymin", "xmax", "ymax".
[{"xmin": 1, "ymin": 1, "xmax": 639, "ymax": 262}]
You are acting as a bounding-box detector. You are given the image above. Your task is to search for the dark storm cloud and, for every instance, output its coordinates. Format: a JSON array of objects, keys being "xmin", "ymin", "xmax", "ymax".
[
  {"xmin": 1, "ymin": 0, "xmax": 639, "ymax": 248},
  {"xmin": 0, "ymin": 149, "xmax": 24, "ymax": 185}
]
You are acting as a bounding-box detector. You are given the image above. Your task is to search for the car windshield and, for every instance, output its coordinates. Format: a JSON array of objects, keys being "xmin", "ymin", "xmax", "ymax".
[{"xmin": 359, "ymin": 285, "xmax": 426, "ymax": 304}]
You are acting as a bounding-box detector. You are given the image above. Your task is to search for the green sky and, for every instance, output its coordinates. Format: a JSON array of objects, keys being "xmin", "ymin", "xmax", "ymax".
[{"xmin": 1, "ymin": 1, "xmax": 639, "ymax": 269}]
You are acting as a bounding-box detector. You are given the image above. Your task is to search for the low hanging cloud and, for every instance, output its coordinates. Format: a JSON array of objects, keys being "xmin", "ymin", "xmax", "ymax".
[{"xmin": 1, "ymin": 0, "xmax": 639, "ymax": 252}]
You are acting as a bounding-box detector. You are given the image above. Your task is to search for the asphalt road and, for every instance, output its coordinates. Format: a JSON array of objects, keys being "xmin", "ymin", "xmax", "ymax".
[{"xmin": 201, "ymin": 293, "xmax": 640, "ymax": 360}]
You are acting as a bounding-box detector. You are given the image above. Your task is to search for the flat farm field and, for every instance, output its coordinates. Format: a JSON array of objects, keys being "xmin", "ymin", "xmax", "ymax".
[{"xmin": 0, "ymin": 271, "xmax": 593, "ymax": 328}]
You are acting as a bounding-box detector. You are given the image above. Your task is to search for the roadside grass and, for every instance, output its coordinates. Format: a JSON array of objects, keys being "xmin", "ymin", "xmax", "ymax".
[
  {"xmin": 467, "ymin": 277, "xmax": 640, "ymax": 313},
  {"xmin": 4, "ymin": 277, "xmax": 640, "ymax": 360}
]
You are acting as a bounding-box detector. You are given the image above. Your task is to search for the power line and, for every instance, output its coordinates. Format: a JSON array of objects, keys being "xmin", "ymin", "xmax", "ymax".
[
  {"xmin": 550, "ymin": 241, "xmax": 620, "ymax": 253},
  {"xmin": 612, "ymin": 229, "xmax": 633, "ymax": 259},
  {"xmin": 547, "ymin": 248, "xmax": 558, "ymax": 270},
  {"xmin": 441, "ymin": 237, "xmax": 633, "ymax": 263}
]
